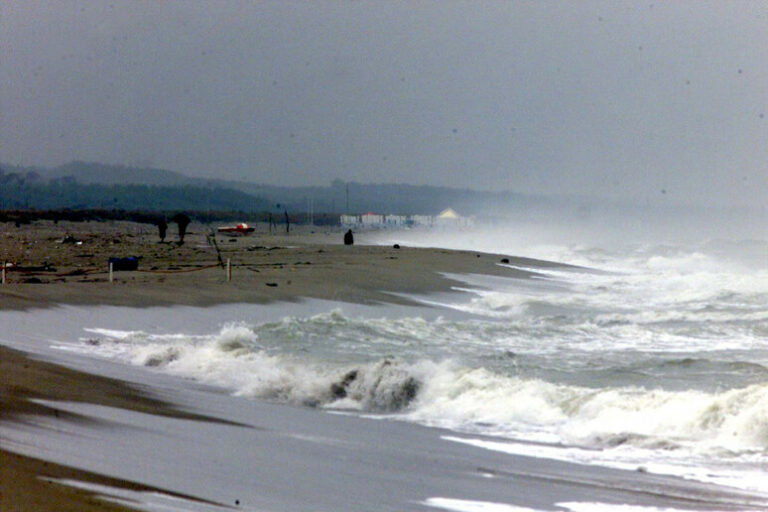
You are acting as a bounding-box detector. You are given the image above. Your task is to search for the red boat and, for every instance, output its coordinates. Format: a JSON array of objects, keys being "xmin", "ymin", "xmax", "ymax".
[{"xmin": 217, "ymin": 223, "xmax": 255, "ymax": 235}]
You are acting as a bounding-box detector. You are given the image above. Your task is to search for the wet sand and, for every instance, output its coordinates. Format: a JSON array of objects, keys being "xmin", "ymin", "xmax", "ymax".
[{"xmin": 0, "ymin": 345, "xmax": 238, "ymax": 512}]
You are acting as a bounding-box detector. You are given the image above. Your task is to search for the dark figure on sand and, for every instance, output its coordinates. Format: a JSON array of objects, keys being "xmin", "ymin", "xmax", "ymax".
[
  {"xmin": 171, "ymin": 213, "xmax": 191, "ymax": 244},
  {"xmin": 344, "ymin": 229, "xmax": 354, "ymax": 246},
  {"xmin": 157, "ymin": 219, "xmax": 168, "ymax": 243}
]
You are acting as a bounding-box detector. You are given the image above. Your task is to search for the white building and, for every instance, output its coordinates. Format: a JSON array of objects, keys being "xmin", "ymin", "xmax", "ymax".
[
  {"xmin": 410, "ymin": 215, "xmax": 433, "ymax": 227},
  {"xmin": 434, "ymin": 208, "xmax": 474, "ymax": 228},
  {"xmin": 384, "ymin": 214, "xmax": 408, "ymax": 226},
  {"xmin": 339, "ymin": 209, "xmax": 472, "ymax": 229},
  {"xmin": 340, "ymin": 214, "xmax": 360, "ymax": 227},
  {"xmin": 360, "ymin": 213, "xmax": 385, "ymax": 227}
]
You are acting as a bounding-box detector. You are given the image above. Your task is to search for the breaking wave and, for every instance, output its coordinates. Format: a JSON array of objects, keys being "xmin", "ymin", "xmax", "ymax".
[{"xmin": 76, "ymin": 322, "xmax": 768, "ymax": 457}]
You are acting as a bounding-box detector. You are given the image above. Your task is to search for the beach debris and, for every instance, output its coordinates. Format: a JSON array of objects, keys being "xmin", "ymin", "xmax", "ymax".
[
  {"xmin": 60, "ymin": 235, "xmax": 83, "ymax": 245},
  {"xmin": 217, "ymin": 222, "xmax": 255, "ymax": 235},
  {"xmin": 60, "ymin": 269, "xmax": 88, "ymax": 276},
  {"xmin": 265, "ymin": 282, "xmax": 278, "ymax": 287},
  {"xmin": 500, "ymin": 258, "xmax": 510, "ymax": 263},
  {"xmin": 393, "ymin": 243, "xmax": 400, "ymax": 249},
  {"xmin": 108, "ymin": 256, "xmax": 139, "ymax": 271},
  {"xmin": 206, "ymin": 232, "xmax": 225, "ymax": 268},
  {"xmin": 13, "ymin": 263, "xmax": 56, "ymax": 272},
  {"xmin": 344, "ymin": 229, "xmax": 354, "ymax": 245}
]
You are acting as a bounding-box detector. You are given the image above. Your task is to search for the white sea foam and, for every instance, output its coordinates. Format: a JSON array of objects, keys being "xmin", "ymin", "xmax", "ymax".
[
  {"xmin": 424, "ymin": 497, "xmax": 546, "ymax": 512},
  {"xmin": 424, "ymin": 498, "xmax": 753, "ymax": 512},
  {"xmin": 559, "ymin": 503, "xmax": 756, "ymax": 512},
  {"xmin": 410, "ymin": 370, "xmax": 768, "ymax": 455},
  {"xmin": 71, "ymin": 320, "xmax": 768, "ymax": 459},
  {"xmin": 443, "ymin": 436, "xmax": 768, "ymax": 496}
]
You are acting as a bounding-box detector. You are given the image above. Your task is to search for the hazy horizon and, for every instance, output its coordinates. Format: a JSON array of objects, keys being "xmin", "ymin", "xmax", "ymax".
[{"xmin": 2, "ymin": 2, "xmax": 767, "ymax": 208}]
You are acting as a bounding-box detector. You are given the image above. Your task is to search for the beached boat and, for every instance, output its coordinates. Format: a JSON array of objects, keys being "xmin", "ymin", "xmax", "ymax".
[{"xmin": 217, "ymin": 222, "xmax": 255, "ymax": 235}]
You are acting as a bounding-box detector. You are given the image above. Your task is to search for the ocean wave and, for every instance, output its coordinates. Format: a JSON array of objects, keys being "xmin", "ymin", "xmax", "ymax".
[
  {"xmin": 75, "ymin": 323, "xmax": 768, "ymax": 456},
  {"xmin": 409, "ymin": 369, "xmax": 768, "ymax": 455}
]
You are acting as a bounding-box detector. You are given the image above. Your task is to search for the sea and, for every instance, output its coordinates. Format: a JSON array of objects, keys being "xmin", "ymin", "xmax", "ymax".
[{"xmin": 3, "ymin": 220, "xmax": 768, "ymax": 510}]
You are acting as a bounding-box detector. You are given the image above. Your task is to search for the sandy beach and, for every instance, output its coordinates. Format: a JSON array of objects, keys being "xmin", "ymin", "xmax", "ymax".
[{"xmin": 0, "ymin": 220, "xmax": 547, "ymax": 310}]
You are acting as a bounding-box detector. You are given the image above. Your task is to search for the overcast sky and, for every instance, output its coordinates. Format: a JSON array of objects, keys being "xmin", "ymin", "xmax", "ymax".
[{"xmin": 1, "ymin": 1, "xmax": 767, "ymax": 206}]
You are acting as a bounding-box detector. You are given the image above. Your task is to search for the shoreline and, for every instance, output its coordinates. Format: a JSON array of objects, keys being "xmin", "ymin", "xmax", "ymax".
[
  {"xmin": 0, "ymin": 220, "xmax": 565, "ymax": 311},
  {"xmin": 0, "ymin": 345, "xmax": 236, "ymax": 512}
]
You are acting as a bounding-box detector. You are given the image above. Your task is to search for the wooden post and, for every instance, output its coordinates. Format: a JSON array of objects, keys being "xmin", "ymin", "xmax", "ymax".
[
  {"xmin": 1, "ymin": 262, "xmax": 6, "ymax": 285},
  {"xmin": 227, "ymin": 258, "xmax": 232, "ymax": 282},
  {"xmin": 109, "ymin": 261, "xmax": 114, "ymax": 283}
]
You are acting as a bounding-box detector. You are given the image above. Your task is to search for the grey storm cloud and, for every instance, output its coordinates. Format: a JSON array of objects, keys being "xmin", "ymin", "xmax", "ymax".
[{"xmin": 1, "ymin": 1, "xmax": 767, "ymax": 207}]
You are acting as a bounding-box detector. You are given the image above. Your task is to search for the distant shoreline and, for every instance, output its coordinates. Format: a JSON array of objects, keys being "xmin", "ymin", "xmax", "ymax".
[{"xmin": 0, "ymin": 220, "xmax": 562, "ymax": 311}]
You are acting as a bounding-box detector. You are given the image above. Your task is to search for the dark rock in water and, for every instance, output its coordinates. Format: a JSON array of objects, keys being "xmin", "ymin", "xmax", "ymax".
[
  {"xmin": 343, "ymin": 229, "xmax": 354, "ymax": 245},
  {"xmin": 500, "ymin": 258, "xmax": 510, "ymax": 263},
  {"xmin": 265, "ymin": 282, "xmax": 278, "ymax": 287},
  {"xmin": 387, "ymin": 377, "xmax": 419, "ymax": 410},
  {"xmin": 393, "ymin": 244, "xmax": 400, "ymax": 249},
  {"xmin": 330, "ymin": 370, "xmax": 359, "ymax": 398}
]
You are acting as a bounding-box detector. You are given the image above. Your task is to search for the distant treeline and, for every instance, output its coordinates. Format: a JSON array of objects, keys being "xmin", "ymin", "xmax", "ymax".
[
  {"xmin": 1, "ymin": 162, "xmax": 539, "ymax": 217},
  {"xmin": 0, "ymin": 208, "xmax": 340, "ymax": 227},
  {"xmin": 0, "ymin": 170, "xmax": 274, "ymax": 213},
  {"xmin": 1, "ymin": 161, "xmax": 600, "ymax": 223}
]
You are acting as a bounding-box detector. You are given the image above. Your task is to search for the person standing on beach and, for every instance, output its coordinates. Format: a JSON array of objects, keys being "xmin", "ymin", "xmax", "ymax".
[
  {"xmin": 171, "ymin": 213, "xmax": 190, "ymax": 244},
  {"xmin": 157, "ymin": 219, "xmax": 168, "ymax": 242},
  {"xmin": 344, "ymin": 229, "xmax": 354, "ymax": 245}
]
